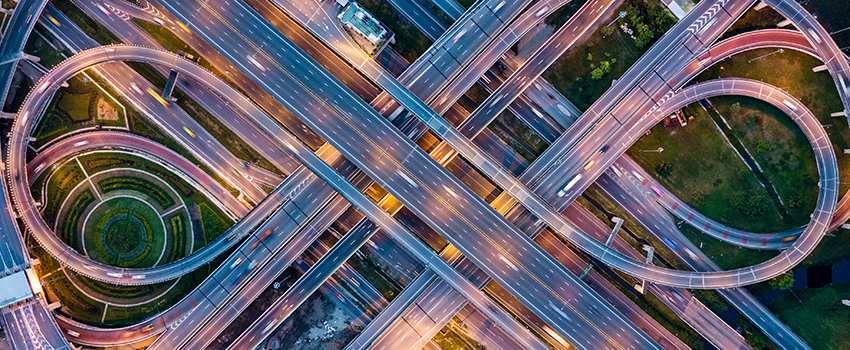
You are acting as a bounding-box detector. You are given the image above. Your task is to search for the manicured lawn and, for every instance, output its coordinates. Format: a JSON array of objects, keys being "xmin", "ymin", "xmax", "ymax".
[
  {"xmin": 768, "ymin": 282, "xmax": 850, "ymax": 350},
  {"xmin": 712, "ymin": 95, "xmax": 818, "ymax": 226},
  {"xmin": 31, "ymin": 75, "xmax": 127, "ymax": 149},
  {"xmin": 42, "ymin": 161, "xmax": 86, "ymax": 224},
  {"xmin": 628, "ymin": 104, "xmax": 788, "ymax": 233},
  {"xmin": 199, "ymin": 202, "xmax": 233, "ymax": 246},
  {"xmin": 695, "ymin": 48, "xmax": 850, "ymax": 196},
  {"xmin": 82, "ymin": 197, "xmax": 165, "ymax": 268}
]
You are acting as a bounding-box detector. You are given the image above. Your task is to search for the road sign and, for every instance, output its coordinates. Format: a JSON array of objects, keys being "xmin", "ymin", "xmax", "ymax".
[{"xmin": 579, "ymin": 265, "xmax": 592, "ymax": 279}]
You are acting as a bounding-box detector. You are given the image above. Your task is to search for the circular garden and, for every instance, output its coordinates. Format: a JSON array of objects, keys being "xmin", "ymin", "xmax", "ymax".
[{"xmin": 83, "ymin": 197, "xmax": 165, "ymax": 268}]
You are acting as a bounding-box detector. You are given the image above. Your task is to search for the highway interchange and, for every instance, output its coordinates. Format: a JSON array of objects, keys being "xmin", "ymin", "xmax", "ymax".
[{"xmin": 0, "ymin": 0, "xmax": 847, "ymax": 349}]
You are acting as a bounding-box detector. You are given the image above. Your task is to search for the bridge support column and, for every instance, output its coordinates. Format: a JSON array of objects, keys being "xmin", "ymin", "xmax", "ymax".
[
  {"xmin": 0, "ymin": 7, "xmax": 12, "ymax": 15},
  {"xmin": 777, "ymin": 19, "xmax": 793, "ymax": 28},
  {"xmin": 844, "ymin": 149, "xmax": 850, "ymax": 154},
  {"xmin": 831, "ymin": 111, "xmax": 847, "ymax": 117},
  {"xmin": 161, "ymin": 69, "xmax": 179, "ymax": 101},
  {"xmin": 754, "ymin": 1, "xmax": 768, "ymax": 10},
  {"xmin": 813, "ymin": 64, "xmax": 828, "ymax": 73},
  {"xmin": 842, "ymin": 224, "xmax": 850, "ymax": 230},
  {"xmin": 634, "ymin": 245, "xmax": 655, "ymax": 294},
  {"xmin": 605, "ymin": 217, "xmax": 624, "ymax": 247},
  {"xmin": 0, "ymin": 112, "xmax": 15, "ymax": 119}
]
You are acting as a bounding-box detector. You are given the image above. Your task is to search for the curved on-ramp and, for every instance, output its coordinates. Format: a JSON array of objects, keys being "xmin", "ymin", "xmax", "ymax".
[
  {"xmin": 7, "ymin": 49, "xmax": 294, "ymax": 286},
  {"xmin": 642, "ymin": 28, "xmax": 850, "ymax": 249}
]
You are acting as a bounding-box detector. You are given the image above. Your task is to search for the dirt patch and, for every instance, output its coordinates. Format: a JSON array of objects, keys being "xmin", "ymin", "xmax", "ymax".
[
  {"xmin": 96, "ymin": 98, "xmax": 118, "ymax": 121},
  {"xmin": 264, "ymin": 293, "xmax": 357, "ymax": 350}
]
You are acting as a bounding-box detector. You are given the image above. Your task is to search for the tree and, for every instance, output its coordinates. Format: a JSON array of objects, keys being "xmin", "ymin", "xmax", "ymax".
[
  {"xmin": 655, "ymin": 161, "xmax": 672, "ymax": 176},
  {"xmin": 587, "ymin": 53, "xmax": 593, "ymax": 62},
  {"xmin": 755, "ymin": 140, "xmax": 770, "ymax": 155},
  {"xmin": 591, "ymin": 67, "xmax": 605, "ymax": 80},
  {"xmin": 769, "ymin": 272, "xmax": 795, "ymax": 290},
  {"xmin": 601, "ymin": 25, "xmax": 614, "ymax": 37},
  {"xmin": 599, "ymin": 60, "xmax": 611, "ymax": 74},
  {"xmin": 634, "ymin": 22, "xmax": 654, "ymax": 48},
  {"xmin": 730, "ymin": 102, "xmax": 742, "ymax": 113}
]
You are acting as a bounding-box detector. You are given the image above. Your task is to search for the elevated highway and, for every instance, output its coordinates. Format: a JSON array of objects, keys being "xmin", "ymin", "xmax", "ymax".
[
  {"xmin": 9, "ymin": 45, "xmax": 547, "ymax": 350},
  {"xmin": 0, "ymin": 0, "xmax": 48, "ymax": 108}
]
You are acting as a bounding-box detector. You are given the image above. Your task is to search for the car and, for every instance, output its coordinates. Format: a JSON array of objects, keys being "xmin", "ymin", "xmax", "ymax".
[
  {"xmin": 96, "ymin": 4, "xmax": 111, "ymax": 17},
  {"xmin": 557, "ymin": 174, "xmax": 583, "ymax": 197},
  {"xmin": 661, "ymin": 236, "xmax": 677, "ymax": 251},
  {"xmin": 583, "ymin": 160, "xmax": 595, "ymax": 170},
  {"xmin": 182, "ymin": 126, "xmax": 196, "ymax": 138},
  {"xmin": 47, "ymin": 14, "xmax": 61, "ymax": 27},
  {"xmin": 146, "ymin": 87, "xmax": 169, "ymax": 106},
  {"xmin": 650, "ymin": 185, "xmax": 663, "ymax": 197},
  {"xmin": 230, "ymin": 257, "xmax": 244, "ymax": 269},
  {"xmin": 598, "ymin": 145, "xmax": 610, "ymax": 154},
  {"xmin": 683, "ymin": 248, "xmax": 699, "ymax": 260},
  {"xmin": 535, "ymin": 7, "xmax": 549, "ymax": 17},
  {"xmin": 782, "ymin": 235, "xmax": 797, "ymax": 243},
  {"xmin": 130, "ymin": 82, "xmax": 143, "ymax": 95},
  {"xmin": 66, "ymin": 330, "xmax": 80, "ymax": 337},
  {"xmin": 249, "ymin": 229, "xmax": 273, "ymax": 250},
  {"xmin": 142, "ymin": 324, "xmax": 155, "ymax": 332}
]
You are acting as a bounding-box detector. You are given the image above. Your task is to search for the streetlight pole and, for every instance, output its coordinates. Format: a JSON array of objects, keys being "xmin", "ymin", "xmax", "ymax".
[
  {"xmin": 639, "ymin": 148, "xmax": 664, "ymax": 153},
  {"xmin": 748, "ymin": 48, "xmax": 784, "ymax": 63},
  {"xmin": 605, "ymin": 11, "xmax": 627, "ymax": 28}
]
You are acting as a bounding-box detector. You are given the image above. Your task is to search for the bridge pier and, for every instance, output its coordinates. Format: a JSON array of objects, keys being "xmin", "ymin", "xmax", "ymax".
[
  {"xmin": 831, "ymin": 111, "xmax": 847, "ymax": 117},
  {"xmin": 0, "ymin": 52, "xmax": 40, "ymax": 66},
  {"xmin": 777, "ymin": 19, "xmax": 793, "ymax": 28},
  {"xmin": 634, "ymin": 245, "xmax": 655, "ymax": 294},
  {"xmin": 605, "ymin": 217, "xmax": 624, "ymax": 247},
  {"xmin": 754, "ymin": 1, "xmax": 768, "ymax": 10},
  {"xmin": 813, "ymin": 64, "xmax": 828, "ymax": 73},
  {"xmin": 161, "ymin": 69, "xmax": 179, "ymax": 101},
  {"xmin": 0, "ymin": 112, "xmax": 15, "ymax": 119}
]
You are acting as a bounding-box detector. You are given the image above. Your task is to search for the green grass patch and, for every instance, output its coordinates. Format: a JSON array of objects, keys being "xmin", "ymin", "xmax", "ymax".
[
  {"xmin": 24, "ymin": 28, "xmax": 70, "ymax": 68},
  {"xmin": 357, "ymin": 0, "xmax": 433, "ymax": 61},
  {"xmin": 47, "ymin": 277, "xmax": 105, "ymax": 325},
  {"xmin": 79, "ymin": 153, "xmax": 196, "ymax": 200},
  {"xmin": 627, "ymin": 104, "xmax": 790, "ymax": 232},
  {"xmin": 432, "ymin": 324, "xmax": 486, "ymax": 350},
  {"xmin": 41, "ymin": 161, "xmax": 86, "ymax": 224},
  {"xmin": 83, "ymin": 197, "xmax": 165, "ymax": 268},
  {"xmin": 31, "ymin": 75, "xmax": 126, "ymax": 148},
  {"xmin": 98, "ymin": 176, "xmax": 176, "ymax": 209},
  {"xmin": 695, "ymin": 47, "xmax": 850, "ymax": 196},
  {"xmin": 166, "ymin": 212, "xmax": 189, "ymax": 263},
  {"xmin": 544, "ymin": 0, "xmax": 676, "ymax": 111},
  {"xmin": 713, "ymin": 96, "xmax": 818, "ymax": 225},
  {"xmin": 766, "ymin": 282, "xmax": 850, "ymax": 350},
  {"xmin": 199, "ymin": 202, "xmax": 233, "ymax": 244},
  {"xmin": 61, "ymin": 189, "xmax": 95, "ymax": 243}
]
